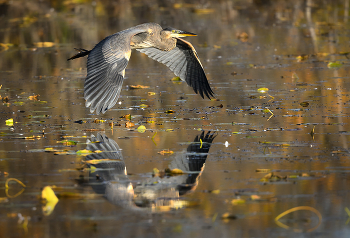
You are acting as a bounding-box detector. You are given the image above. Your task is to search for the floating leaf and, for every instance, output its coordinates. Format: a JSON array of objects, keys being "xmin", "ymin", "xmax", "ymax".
[
  {"xmin": 171, "ymin": 76, "xmax": 181, "ymax": 81},
  {"xmin": 137, "ymin": 125, "xmax": 146, "ymax": 133},
  {"xmin": 158, "ymin": 149, "xmax": 174, "ymax": 155},
  {"xmin": 120, "ymin": 114, "xmax": 131, "ymax": 120},
  {"xmin": 33, "ymin": 42, "xmax": 55, "ymax": 48},
  {"xmin": 93, "ymin": 119, "xmax": 106, "ymax": 123},
  {"xmin": 44, "ymin": 147, "xmax": 55, "ymax": 152},
  {"xmin": 41, "ymin": 186, "xmax": 59, "ymax": 216},
  {"xmin": 166, "ymin": 129, "xmax": 174, "ymax": 132},
  {"xmin": 125, "ymin": 121, "xmax": 135, "ymax": 128},
  {"xmin": 327, "ymin": 61, "xmax": 342, "ymax": 68},
  {"xmin": 76, "ymin": 149, "xmax": 93, "ymax": 155},
  {"xmin": 210, "ymin": 189, "xmax": 220, "ymax": 194},
  {"xmin": 5, "ymin": 118, "xmax": 13, "ymax": 126},
  {"xmin": 28, "ymin": 94, "xmax": 39, "ymax": 100},
  {"xmin": 139, "ymin": 104, "xmax": 149, "ymax": 108},
  {"xmin": 165, "ymin": 110, "xmax": 175, "ymax": 113},
  {"xmin": 170, "ymin": 168, "xmax": 184, "ymax": 174},
  {"xmin": 13, "ymin": 101, "xmax": 24, "ymax": 106},
  {"xmin": 296, "ymin": 54, "xmax": 309, "ymax": 62},
  {"xmin": 148, "ymin": 92, "xmax": 156, "ymax": 96},
  {"xmin": 237, "ymin": 32, "xmax": 249, "ymax": 42},
  {"xmin": 257, "ymin": 88, "xmax": 269, "ymax": 93},
  {"xmin": 129, "ymin": 85, "xmax": 150, "ymax": 89},
  {"xmin": 256, "ymin": 169, "xmax": 271, "ymax": 173},
  {"xmin": 299, "ymin": 101, "xmax": 310, "ymax": 107},
  {"xmin": 231, "ymin": 198, "xmax": 245, "ymax": 205},
  {"xmin": 84, "ymin": 159, "xmax": 115, "ymax": 165},
  {"xmin": 153, "ymin": 168, "xmax": 160, "ymax": 176},
  {"xmin": 57, "ymin": 140, "xmax": 77, "ymax": 146}
]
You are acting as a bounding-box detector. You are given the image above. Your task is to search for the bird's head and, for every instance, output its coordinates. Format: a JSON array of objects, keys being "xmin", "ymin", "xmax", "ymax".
[{"xmin": 162, "ymin": 27, "xmax": 197, "ymax": 38}]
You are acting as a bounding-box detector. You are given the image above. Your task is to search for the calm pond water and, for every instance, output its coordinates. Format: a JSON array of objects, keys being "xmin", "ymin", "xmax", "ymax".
[{"xmin": 1, "ymin": 0, "xmax": 350, "ymax": 237}]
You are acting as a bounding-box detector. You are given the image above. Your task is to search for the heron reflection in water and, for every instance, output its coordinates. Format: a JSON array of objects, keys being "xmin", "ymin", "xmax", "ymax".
[
  {"xmin": 68, "ymin": 23, "xmax": 214, "ymax": 114},
  {"xmin": 80, "ymin": 131, "xmax": 216, "ymax": 210}
]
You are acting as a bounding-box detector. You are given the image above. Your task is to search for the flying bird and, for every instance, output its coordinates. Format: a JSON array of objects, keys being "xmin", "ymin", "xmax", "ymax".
[{"xmin": 68, "ymin": 23, "xmax": 214, "ymax": 114}]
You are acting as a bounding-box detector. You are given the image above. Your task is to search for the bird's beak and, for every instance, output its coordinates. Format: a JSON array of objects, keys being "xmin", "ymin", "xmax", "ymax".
[{"xmin": 171, "ymin": 30, "xmax": 197, "ymax": 37}]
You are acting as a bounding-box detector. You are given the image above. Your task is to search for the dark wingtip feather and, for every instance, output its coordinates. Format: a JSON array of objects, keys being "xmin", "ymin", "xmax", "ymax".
[{"xmin": 67, "ymin": 48, "xmax": 91, "ymax": 61}]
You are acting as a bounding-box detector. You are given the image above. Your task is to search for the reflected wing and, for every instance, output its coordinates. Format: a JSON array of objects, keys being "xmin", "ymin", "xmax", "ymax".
[{"xmin": 137, "ymin": 38, "xmax": 214, "ymax": 99}]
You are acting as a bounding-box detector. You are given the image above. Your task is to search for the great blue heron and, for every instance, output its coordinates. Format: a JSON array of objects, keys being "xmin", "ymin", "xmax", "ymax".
[{"xmin": 68, "ymin": 23, "xmax": 214, "ymax": 114}]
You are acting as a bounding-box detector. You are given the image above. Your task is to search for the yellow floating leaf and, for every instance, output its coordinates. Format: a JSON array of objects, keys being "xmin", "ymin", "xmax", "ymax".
[
  {"xmin": 296, "ymin": 54, "xmax": 309, "ymax": 62},
  {"xmin": 327, "ymin": 61, "xmax": 342, "ymax": 68},
  {"xmin": 5, "ymin": 118, "xmax": 13, "ymax": 126},
  {"xmin": 210, "ymin": 189, "xmax": 220, "ymax": 194},
  {"xmin": 158, "ymin": 149, "xmax": 174, "ymax": 155},
  {"xmin": 139, "ymin": 104, "xmax": 149, "ymax": 108},
  {"xmin": 129, "ymin": 85, "xmax": 150, "ymax": 89},
  {"xmin": 137, "ymin": 125, "xmax": 146, "ymax": 133},
  {"xmin": 166, "ymin": 129, "xmax": 174, "ymax": 132},
  {"xmin": 57, "ymin": 140, "xmax": 77, "ymax": 146},
  {"xmin": 257, "ymin": 88, "xmax": 269, "ymax": 93},
  {"xmin": 171, "ymin": 168, "xmax": 184, "ymax": 174},
  {"xmin": 153, "ymin": 168, "xmax": 160, "ymax": 176},
  {"xmin": 171, "ymin": 76, "xmax": 181, "ymax": 81},
  {"xmin": 14, "ymin": 101, "xmax": 24, "ymax": 105},
  {"xmin": 33, "ymin": 42, "xmax": 55, "ymax": 48},
  {"xmin": 93, "ymin": 119, "xmax": 106, "ymax": 123},
  {"xmin": 256, "ymin": 169, "xmax": 271, "ymax": 173},
  {"xmin": 44, "ymin": 147, "xmax": 55, "ymax": 152},
  {"xmin": 76, "ymin": 149, "xmax": 93, "ymax": 155},
  {"xmin": 85, "ymin": 159, "xmax": 115, "ymax": 164},
  {"xmin": 148, "ymin": 92, "xmax": 156, "ymax": 96},
  {"xmin": 41, "ymin": 186, "xmax": 59, "ymax": 216},
  {"xmin": 231, "ymin": 198, "xmax": 245, "ymax": 205}
]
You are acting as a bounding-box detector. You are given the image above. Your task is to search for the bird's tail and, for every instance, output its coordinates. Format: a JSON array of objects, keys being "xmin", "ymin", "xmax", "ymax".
[{"xmin": 67, "ymin": 48, "xmax": 91, "ymax": 61}]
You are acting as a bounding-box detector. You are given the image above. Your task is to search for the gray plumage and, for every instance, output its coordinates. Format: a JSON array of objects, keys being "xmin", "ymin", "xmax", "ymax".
[{"xmin": 68, "ymin": 23, "xmax": 214, "ymax": 114}]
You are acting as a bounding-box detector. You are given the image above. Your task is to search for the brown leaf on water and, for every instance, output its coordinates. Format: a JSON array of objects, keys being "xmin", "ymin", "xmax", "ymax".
[
  {"xmin": 237, "ymin": 32, "xmax": 249, "ymax": 42},
  {"xmin": 120, "ymin": 114, "xmax": 131, "ymax": 120},
  {"xmin": 28, "ymin": 94, "xmax": 39, "ymax": 100},
  {"xmin": 2, "ymin": 96, "xmax": 9, "ymax": 103},
  {"xmin": 125, "ymin": 121, "xmax": 135, "ymax": 128},
  {"xmin": 129, "ymin": 85, "xmax": 150, "ymax": 89}
]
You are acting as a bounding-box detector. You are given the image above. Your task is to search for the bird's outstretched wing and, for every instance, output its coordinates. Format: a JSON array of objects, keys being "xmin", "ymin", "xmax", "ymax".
[
  {"xmin": 137, "ymin": 38, "xmax": 214, "ymax": 99},
  {"xmin": 84, "ymin": 34, "xmax": 133, "ymax": 114}
]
